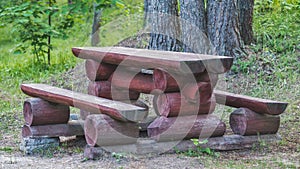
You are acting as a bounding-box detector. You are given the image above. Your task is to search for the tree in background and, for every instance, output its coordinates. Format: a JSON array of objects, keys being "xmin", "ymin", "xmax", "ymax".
[
  {"xmin": 146, "ymin": 0, "xmax": 255, "ymax": 57},
  {"xmin": 147, "ymin": 0, "xmax": 182, "ymax": 52}
]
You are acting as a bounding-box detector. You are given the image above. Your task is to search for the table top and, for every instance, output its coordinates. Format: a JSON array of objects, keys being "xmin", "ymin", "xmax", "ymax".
[{"xmin": 72, "ymin": 47, "xmax": 233, "ymax": 74}]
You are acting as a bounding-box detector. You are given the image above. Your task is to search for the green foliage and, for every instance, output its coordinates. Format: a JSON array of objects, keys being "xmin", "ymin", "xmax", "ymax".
[
  {"xmin": 112, "ymin": 152, "xmax": 126, "ymax": 162},
  {"xmin": 0, "ymin": 0, "xmax": 89, "ymax": 65},
  {"xmin": 232, "ymin": 0, "xmax": 300, "ymax": 89},
  {"xmin": 180, "ymin": 139, "xmax": 219, "ymax": 157},
  {"xmin": 0, "ymin": 1, "xmax": 58, "ymax": 64}
]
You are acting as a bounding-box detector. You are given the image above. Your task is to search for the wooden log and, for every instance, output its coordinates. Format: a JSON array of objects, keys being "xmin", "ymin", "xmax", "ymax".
[
  {"xmin": 23, "ymin": 98, "xmax": 70, "ymax": 126},
  {"xmin": 182, "ymin": 82, "xmax": 213, "ymax": 103},
  {"xmin": 230, "ymin": 108, "xmax": 280, "ymax": 136},
  {"xmin": 88, "ymin": 81, "xmax": 140, "ymax": 100},
  {"xmin": 83, "ymin": 134, "xmax": 280, "ymax": 156},
  {"xmin": 153, "ymin": 92, "xmax": 216, "ymax": 117},
  {"xmin": 109, "ymin": 69, "xmax": 156, "ymax": 94},
  {"xmin": 84, "ymin": 114, "xmax": 139, "ymax": 146},
  {"xmin": 22, "ymin": 120, "xmax": 84, "ymax": 137},
  {"xmin": 21, "ymin": 84, "xmax": 148, "ymax": 122},
  {"xmin": 80, "ymin": 100, "xmax": 149, "ymax": 121},
  {"xmin": 147, "ymin": 115, "xmax": 226, "ymax": 142},
  {"xmin": 85, "ymin": 59, "xmax": 117, "ymax": 81},
  {"xmin": 153, "ymin": 68, "xmax": 218, "ymax": 93},
  {"xmin": 214, "ymin": 90, "xmax": 288, "ymax": 115},
  {"xmin": 72, "ymin": 47, "xmax": 233, "ymax": 74},
  {"xmin": 80, "ymin": 109, "xmax": 91, "ymax": 120}
]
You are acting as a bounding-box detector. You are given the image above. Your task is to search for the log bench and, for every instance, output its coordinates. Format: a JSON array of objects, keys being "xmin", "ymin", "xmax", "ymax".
[{"xmin": 20, "ymin": 47, "xmax": 288, "ymax": 155}]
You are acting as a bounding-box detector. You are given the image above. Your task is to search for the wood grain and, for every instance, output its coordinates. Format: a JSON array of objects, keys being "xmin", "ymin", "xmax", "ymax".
[
  {"xmin": 214, "ymin": 90, "xmax": 288, "ymax": 115},
  {"xmin": 72, "ymin": 47, "xmax": 233, "ymax": 74},
  {"xmin": 21, "ymin": 84, "xmax": 148, "ymax": 122}
]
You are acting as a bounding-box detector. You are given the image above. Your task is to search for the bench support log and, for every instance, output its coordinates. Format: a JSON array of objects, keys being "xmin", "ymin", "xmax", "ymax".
[
  {"xmin": 84, "ymin": 114, "xmax": 139, "ymax": 146},
  {"xmin": 22, "ymin": 121, "xmax": 84, "ymax": 137},
  {"xmin": 23, "ymin": 98, "xmax": 70, "ymax": 126},
  {"xmin": 147, "ymin": 115, "xmax": 226, "ymax": 142},
  {"xmin": 230, "ymin": 108, "xmax": 280, "ymax": 136}
]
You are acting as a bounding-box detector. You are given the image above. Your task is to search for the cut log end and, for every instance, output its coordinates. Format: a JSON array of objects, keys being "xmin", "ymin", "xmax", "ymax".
[
  {"xmin": 21, "ymin": 125, "xmax": 32, "ymax": 137},
  {"xmin": 85, "ymin": 117, "xmax": 98, "ymax": 146},
  {"xmin": 23, "ymin": 101, "xmax": 33, "ymax": 126},
  {"xmin": 23, "ymin": 98, "xmax": 70, "ymax": 126},
  {"xmin": 155, "ymin": 94, "xmax": 170, "ymax": 117}
]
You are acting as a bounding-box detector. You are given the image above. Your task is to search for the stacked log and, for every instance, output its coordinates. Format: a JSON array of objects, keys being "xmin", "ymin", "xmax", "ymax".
[
  {"xmin": 84, "ymin": 114, "xmax": 139, "ymax": 146},
  {"xmin": 148, "ymin": 115, "xmax": 226, "ymax": 142},
  {"xmin": 148, "ymin": 68, "xmax": 224, "ymax": 142},
  {"xmin": 22, "ymin": 98, "xmax": 84, "ymax": 138},
  {"xmin": 152, "ymin": 69, "xmax": 217, "ymax": 117}
]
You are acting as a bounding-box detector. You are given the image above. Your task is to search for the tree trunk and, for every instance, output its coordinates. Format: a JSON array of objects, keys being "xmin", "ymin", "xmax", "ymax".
[
  {"xmin": 237, "ymin": 0, "xmax": 254, "ymax": 45},
  {"xmin": 91, "ymin": 3, "xmax": 101, "ymax": 46},
  {"xmin": 207, "ymin": 0, "xmax": 241, "ymax": 57},
  {"xmin": 179, "ymin": 0, "xmax": 211, "ymax": 54},
  {"xmin": 148, "ymin": 0, "xmax": 182, "ymax": 51}
]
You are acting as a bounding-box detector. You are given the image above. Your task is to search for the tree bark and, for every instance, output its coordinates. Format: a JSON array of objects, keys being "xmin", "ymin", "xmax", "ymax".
[
  {"xmin": 148, "ymin": 0, "xmax": 182, "ymax": 51},
  {"xmin": 207, "ymin": 0, "xmax": 241, "ymax": 57},
  {"xmin": 179, "ymin": 0, "xmax": 211, "ymax": 54},
  {"xmin": 91, "ymin": 3, "xmax": 101, "ymax": 46},
  {"xmin": 237, "ymin": 0, "xmax": 254, "ymax": 45}
]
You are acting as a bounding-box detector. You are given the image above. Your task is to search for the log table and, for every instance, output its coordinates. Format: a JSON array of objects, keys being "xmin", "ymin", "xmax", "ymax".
[{"xmin": 20, "ymin": 47, "xmax": 288, "ymax": 155}]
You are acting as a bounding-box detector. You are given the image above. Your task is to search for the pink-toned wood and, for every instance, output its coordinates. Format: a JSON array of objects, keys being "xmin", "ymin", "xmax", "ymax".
[
  {"xmin": 182, "ymin": 82, "xmax": 213, "ymax": 103},
  {"xmin": 230, "ymin": 108, "xmax": 280, "ymax": 136},
  {"xmin": 72, "ymin": 47, "xmax": 233, "ymax": 74},
  {"xmin": 80, "ymin": 100, "xmax": 149, "ymax": 120},
  {"xmin": 84, "ymin": 114, "xmax": 139, "ymax": 146},
  {"xmin": 153, "ymin": 69, "xmax": 218, "ymax": 93},
  {"xmin": 214, "ymin": 90, "xmax": 288, "ymax": 115},
  {"xmin": 21, "ymin": 84, "xmax": 147, "ymax": 122},
  {"xmin": 109, "ymin": 69, "xmax": 156, "ymax": 94},
  {"xmin": 153, "ymin": 69, "xmax": 180, "ymax": 93},
  {"xmin": 147, "ymin": 115, "xmax": 226, "ymax": 142},
  {"xmin": 88, "ymin": 81, "xmax": 140, "ymax": 100},
  {"xmin": 22, "ymin": 121, "xmax": 84, "ymax": 137},
  {"xmin": 23, "ymin": 98, "xmax": 70, "ymax": 126},
  {"xmin": 153, "ymin": 92, "xmax": 216, "ymax": 117},
  {"xmin": 85, "ymin": 59, "xmax": 117, "ymax": 81}
]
